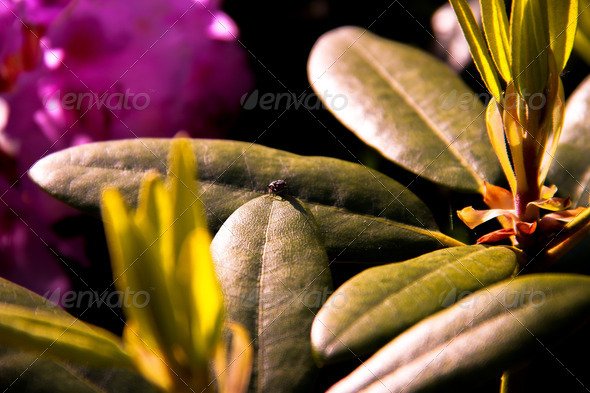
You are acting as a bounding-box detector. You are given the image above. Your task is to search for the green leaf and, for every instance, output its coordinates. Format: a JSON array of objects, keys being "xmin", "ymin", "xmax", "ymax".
[
  {"xmin": 307, "ymin": 27, "xmax": 502, "ymax": 193},
  {"xmin": 0, "ymin": 277, "xmax": 155, "ymax": 393},
  {"xmin": 29, "ymin": 138, "xmax": 463, "ymax": 262},
  {"xmin": 327, "ymin": 273, "xmax": 590, "ymax": 393},
  {"xmin": 548, "ymin": 75, "xmax": 590, "ymax": 205},
  {"xmin": 480, "ymin": 0, "xmax": 512, "ymax": 81},
  {"xmin": 311, "ymin": 245, "xmax": 519, "ymax": 364},
  {"xmin": 449, "ymin": 0, "xmax": 503, "ymax": 99},
  {"xmin": 210, "ymin": 195, "xmax": 333, "ymax": 393},
  {"xmin": 510, "ymin": 0, "xmax": 549, "ymax": 95},
  {"xmin": 545, "ymin": 0, "xmax": 578, "ymax": 71},
  {"xmin": 0, "ymin": 304, "xmax": 130, "ymax": 368}
]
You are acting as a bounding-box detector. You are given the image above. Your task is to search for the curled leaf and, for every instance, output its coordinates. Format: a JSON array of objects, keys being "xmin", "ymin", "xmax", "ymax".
[
  {"xmin": 458, "ymin": 206, "xmax": 515, "ymax": 229},
  {"xmin": 528, "ymin": 197, "xmax": 572, "ymax": 212},
  {"xmin": 483, "ymin": 182, "xmax": 513, "ymax": 209}
]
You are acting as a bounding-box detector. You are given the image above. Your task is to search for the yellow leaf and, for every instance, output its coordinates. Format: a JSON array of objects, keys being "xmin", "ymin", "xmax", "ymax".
[
  {"xmin": 133, "ymin": 175, "xmax": 192, "ymax": 365},
  {"xmin": 101, "ymin": 190, "xmax": 154, "ymax": 340},
  {"xmin": 134, "ymin": 173, "xmax": 174, "ymax": 279},
  {"xmin": 457, "ymin": 206, "xmax": 516, "ymax": 229},
  {"xmin": 102, "ymin": 187, "xmax": 168, "ymax": 358},
  {"xmin": 485, "ymin": 99, "xmax": 517, "ymax": 193},
  {"xmin": 449, "ymin": 0, "xmax": 503, "ymax": 101},
  {"xmin": 510, "ymin": 0, "xmax": 549, "ymax": 95},
  {"xmin": 545, "ymin": 0, "xmax": 578, "ymax": 71},
  {"xmin": 123, "ymin": 322, "xmax": 174, "ymax": 392},
  {"xmin": 179, "ymin": 227, "xmax": 224, "ymax": 363},
  {"xmin": 167, "ymin": 138, "xmax": 207, "ymax": 259},
  {"xmin": 502, "ymin": 83, "xmax": 528, "ymax": 192},
  {"xmin": 538, "ymin": 56, "xmax": 566, "ymax": 186},
  {"xmin": 575, "ymin": 4, "xmax": 590, "ymax": 64},
  {"xmin": 480, "ymin": 0, "xmax": 512, "ymax": 81},
  {"xmin": 215, "ymin": 322, "xmax": 253, "ymax": 393}
]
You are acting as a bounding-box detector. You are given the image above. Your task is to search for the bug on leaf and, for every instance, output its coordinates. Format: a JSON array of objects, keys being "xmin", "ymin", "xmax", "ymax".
[{"xmin": 267, "ymin": 179, "xmax": 287, "ymax": 194}]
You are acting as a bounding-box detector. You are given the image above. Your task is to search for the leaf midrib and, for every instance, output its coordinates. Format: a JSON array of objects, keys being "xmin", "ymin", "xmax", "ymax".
[
  {"xmin": 324, "ymin": 247, "xmax": 492, "ymax": 353},
  {"xmin": 348, "ymin": 39, "xmax": 483, "ymax": 188},
  {"xmin": 256, "ymin": 199, "xmax": 276, "ymax": 393},
  {"xmin": 56, "ymin": 163, "xmax": 452, "ymax": 239}
]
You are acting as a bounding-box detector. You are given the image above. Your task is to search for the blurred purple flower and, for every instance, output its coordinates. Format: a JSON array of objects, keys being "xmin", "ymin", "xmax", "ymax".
[
  {"xmin": 0, "ymin": 0, "xmax": 252, "ymax": 297},
  {"xmin": 431, "ymin": 0, "xmax": 480, "ymax": 72}
]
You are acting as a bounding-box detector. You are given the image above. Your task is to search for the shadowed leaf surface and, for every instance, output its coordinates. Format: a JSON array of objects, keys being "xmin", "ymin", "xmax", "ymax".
[
  {"xmin": 328, "ymin": 274, "xmax": 590, "ymax": 393},
  {"xmin": 0, "ymin": 277, "xmax": 154, "ymax": 393},
  {"xmin": 549, "ymin": 75, "xmax": 590, "ymax": 205}
]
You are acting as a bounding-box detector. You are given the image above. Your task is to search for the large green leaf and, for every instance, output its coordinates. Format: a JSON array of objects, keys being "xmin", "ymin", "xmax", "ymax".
[
  {"xmin": 0, "ymin": 277, "xmax": 155, "ymax": 393},
  {"xmin": 307, "ymin": 26, "xmax": 502, "ymax": 193},
  {"xmin": 327, "ymin": 274, "xmax": 590, "ymax": 393},
  {"xmin": 311, "ymin": 245, "xmax": 519, "ymax": 364},
  {"xmin": 29, "ymin": 138, "xmax": 463, "ymax": 261},
  {"xmin": 549, "ymin": 75, "xmax": 590, "ymax": 205},
  {"xmin": 210, "ymin": 195, "xmax": 332, "ymax": 393}
]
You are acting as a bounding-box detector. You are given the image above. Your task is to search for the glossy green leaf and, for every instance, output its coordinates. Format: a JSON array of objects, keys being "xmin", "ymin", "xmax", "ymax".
[
  {"xmin": 548, "ymin": 75, "xmax": 590, "ymax": 205},
  {"xmin": 480, "ymin": 0, "xmax": 512, "ymax": 81},
  {"xmin": 510, "ymin": 0, "xmax": 549, "ymax": 95},
  {"xmin": 210, "ymin": 195, "xmax": 332, "ymax": 393},
  {"xmin": 0, "ymin": 277, "xmax": 154, "ymax": 393},
  {"xmin": 327, "ymin": 274, "xmax": 590, "ymax": 393},
  {"xmin": 449, "ymin": 0, "xmax": 503, "ymax": 99},
  {"xmin": 308, "ymin": 27, "xmax": 502, "ymax": 193},
  {"xmin": 312, "ymin": 245, "xmax": 519, "ymax": 364},
  {"xmin": 29, "ymin": 138, "xmax": 463, "ymax": 262},
  {"xmin": 545, "ymin": 0, "xmax": 578, "ymax": 71}
]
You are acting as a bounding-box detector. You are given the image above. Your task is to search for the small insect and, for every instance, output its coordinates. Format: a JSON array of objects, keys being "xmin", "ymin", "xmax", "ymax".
[{"xmin": 267, "ymin": 179, "xmax": 287, "ymax": 194}]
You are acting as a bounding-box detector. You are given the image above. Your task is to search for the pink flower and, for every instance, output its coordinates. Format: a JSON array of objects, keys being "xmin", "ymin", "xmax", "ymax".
[
  {"xmin": 0, "ymin": 0, "xmax": 252, "ymax": 297},
  {"xmin": 36, "ymin": 0, "xmax": 250, "ymax": 145}
]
